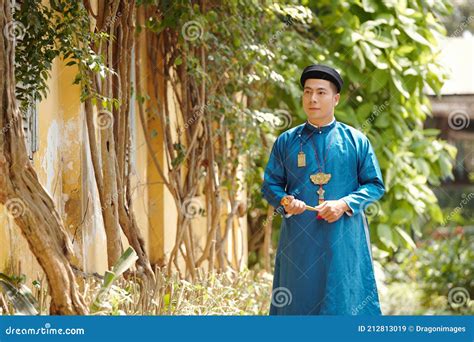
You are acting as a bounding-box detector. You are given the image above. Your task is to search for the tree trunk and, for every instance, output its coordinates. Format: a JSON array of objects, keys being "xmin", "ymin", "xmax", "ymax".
[
  {"xmin": 0, "ymin": 0, "xmax": 87, "ymax": 315},
  {"xmin": 82, "ymin": 0, "xmax": 155, "ymax": 280},
  {"xmin": 262, "ymin": 206, "xmax": 274, "ymax": 272}
]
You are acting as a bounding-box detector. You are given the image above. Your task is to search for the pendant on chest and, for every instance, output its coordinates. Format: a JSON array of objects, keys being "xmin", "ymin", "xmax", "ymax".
[{"xmin": 297, "ymin": 152, "xmax": 306, "ymax": 168}]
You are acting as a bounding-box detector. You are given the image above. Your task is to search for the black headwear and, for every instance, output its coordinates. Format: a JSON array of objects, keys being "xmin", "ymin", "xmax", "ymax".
[{"xmin": 300, "ymin": 64, "xmax": 343, "ymax": 93}]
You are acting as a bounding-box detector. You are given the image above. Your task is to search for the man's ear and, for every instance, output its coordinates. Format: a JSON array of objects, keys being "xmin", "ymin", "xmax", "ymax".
[{"xmin": 334, "ymin": 93, "xmax": 340, "ymax": 106}]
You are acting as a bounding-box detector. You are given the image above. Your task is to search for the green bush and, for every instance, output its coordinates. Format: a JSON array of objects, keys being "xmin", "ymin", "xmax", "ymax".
[{"xmin": 383, "ymin": 228, "xmax": 473, "ymax": 314}]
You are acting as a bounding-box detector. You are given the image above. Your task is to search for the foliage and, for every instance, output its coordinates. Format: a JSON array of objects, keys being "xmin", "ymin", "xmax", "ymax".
[
  {"xmin": 13, "ymin": 0, "xmax": 115, "ymax": 111},
  {"xmin": 383, "ymin": 228, "xmax": 474, "ymax": 314},
  {"xmin": 13, "ymin": 0, "xmax": 57, "ymax": 109}
]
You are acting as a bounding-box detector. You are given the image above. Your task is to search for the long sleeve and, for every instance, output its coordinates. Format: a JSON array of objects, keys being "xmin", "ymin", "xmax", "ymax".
[
  {"xmin": 341, "ymin": 136, "xmax": 385, "ymax": 215},
  {"xmin": 261, "ymin": 136, "xmax": 288, "ymax": 209}
]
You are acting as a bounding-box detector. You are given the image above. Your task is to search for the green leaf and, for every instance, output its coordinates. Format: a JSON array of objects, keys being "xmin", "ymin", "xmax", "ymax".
[
  {"xmin": 360, "ymin": 19, "xmax": 392, "ymax": 44},
  {"xmin": 390, "ymin": 69, "xmax": 410, "ymax": 98},
  {"xmin": 372, "ymin": 36, "xmax": 396, "ymax": 49},
  {"xmin": 356, "ymin": 102, "xmax": 374, "ymax": 119},
  {"xmin": 428, "ymin": 204, "xmax": 443, "ymax": 223},
  {"xmin": 112, "ymin": 247, "xmax": 139, "ymax": 277},
  {"xmin": 361, "ymin": 0, "xmax": 378, "ymax": 13},
  {"xmin": 391, "ymin": 207, "xmax": 412, "ymax": 224},
  {"xmin": 395, "ymin": 226, "xmax": 416, "ymax": 250},
  {"xmin": 422, "ymin": 128, "xmax": 440, "ymax": 137},
  {"xmin": 396, "ymin": 45, "xmax": 415, "ymax": 55},
  {"xmin": 369, "ymin": 69, "xmax": 389, "ymax": 93},
  {"xmin": 163, "ymin": 293, "xmax": 170, "ymax": 306},
  {"xmin": 377, "ymin": 224, "xmax": 395, "ymax": 250},
  {"xmin": 91, "ymin": 247, "xmax": 138, "ymax": 312},
  {"xmin": 413, "ymin": 159, "xmax": 431, "ymax": 178},
  {"xmin": 352, "ymin": 45, "xmax": 366, "ymax": 70},
  {"xmin": 401, "ymin": 25, "xmax": 430, "ymax": 46},
  {"xmin": 374, "ymin": 113, "xmax": 390, "ymax": 128},
  {"xmin": 438, "ymin": 154, "xmax": 453, "ymax": 177},
  {"xmin": 360, "ymin": 41, "xmax": 388, "ymax": 69}
]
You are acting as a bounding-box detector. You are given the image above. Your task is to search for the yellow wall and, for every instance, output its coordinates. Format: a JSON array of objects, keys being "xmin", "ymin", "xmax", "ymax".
[{"xmin": 140, "ymin": 29, "xmax": 167, "ymax": 268}]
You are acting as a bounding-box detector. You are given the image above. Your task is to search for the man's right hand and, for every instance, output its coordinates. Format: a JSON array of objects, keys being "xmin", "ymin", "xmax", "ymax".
[{"xmin": 281, "ymin": 195, "xmax": 306, "ymax": 215}]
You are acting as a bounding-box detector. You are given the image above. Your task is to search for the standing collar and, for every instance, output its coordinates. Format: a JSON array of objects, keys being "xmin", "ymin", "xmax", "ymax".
[
  {"xmin": 307, "ymin": 117, "xmax": 335, "ymax": 128},
  {"xmin": 302, "ymin": 117, "xmax": 337, "ymax": 135}
]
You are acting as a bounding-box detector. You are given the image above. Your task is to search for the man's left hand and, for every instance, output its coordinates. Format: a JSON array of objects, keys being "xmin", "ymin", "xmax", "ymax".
[{"xmin": 314, "ymin": 200, "xmax": 350, "ymax": 223}]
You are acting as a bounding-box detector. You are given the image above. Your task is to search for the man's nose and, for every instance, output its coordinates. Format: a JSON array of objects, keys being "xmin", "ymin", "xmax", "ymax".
[{"xmin": 310, "ymin": 93, "xmax": 318, "ymax": 102}]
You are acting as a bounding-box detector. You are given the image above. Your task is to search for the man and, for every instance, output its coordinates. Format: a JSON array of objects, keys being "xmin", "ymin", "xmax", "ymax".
[{"xmin": 262, "ymin": 64, "xmax": 385, "ymax": 315}]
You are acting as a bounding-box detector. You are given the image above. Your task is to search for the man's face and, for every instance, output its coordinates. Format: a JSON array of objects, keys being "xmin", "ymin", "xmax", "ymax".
[{"xmin": 302, "ymin": 78, "xmax": 340, "ymax": 122}]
